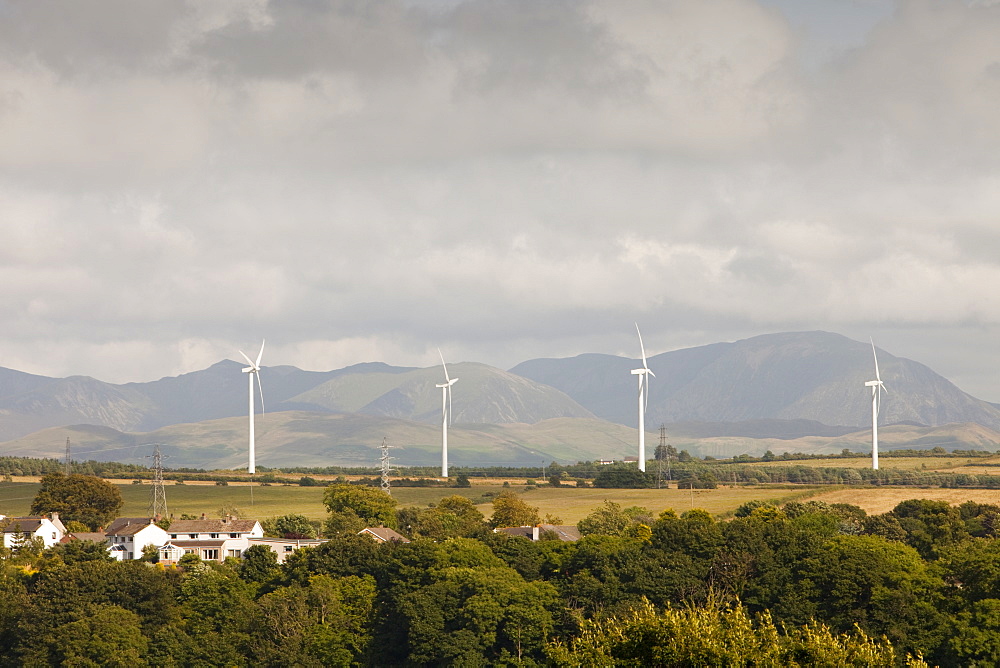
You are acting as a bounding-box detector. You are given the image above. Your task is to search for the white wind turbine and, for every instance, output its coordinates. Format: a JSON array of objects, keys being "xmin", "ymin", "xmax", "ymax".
[
  {"xmin": 631, "ymin": 323, "xmax": 655, "ymax": 473},
  {"xmin": 436, "ymin": 349, "xmax": 458, "ymax": 478},
  {"xmin": 239, "ymin": 340, "xmax": 265, "ymax": 475},
  {"xmin": 864, "ymin": 338, "xmax": 887, "ymax": 470}
]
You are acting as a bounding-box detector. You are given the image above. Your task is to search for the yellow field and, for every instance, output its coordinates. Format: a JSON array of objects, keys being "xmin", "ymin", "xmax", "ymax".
[
  {"xmin": 747, "ymin": 457, "xmax": 1000, "ymax": 471},
  {"xmin": 807, "ymin": 487, "xmax": 1000, "ymax": 515},
  {"xmin": 6, "ymin": 477, "xmax": 1000, "ymax": 526}
]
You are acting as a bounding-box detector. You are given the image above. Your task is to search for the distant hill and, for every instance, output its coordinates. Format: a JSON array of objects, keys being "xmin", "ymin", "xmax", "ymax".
[
  {"xmin": 2, "ymin": 330, "xmax": 1000, "ymax": 467},
  {"xmin": 0, "ymin": 360, "xmax": 592, "ymax": 442},
  {"xmin": 0, "ymin": 412, "xmax": 635, "ymax": 469},
  {"xmin": 677, "ymin": 422, "xmax": 1000, "ymax": 460},
  {"xmin": 511, "ymin": 331, "xmax": 1000, "ymax": 432}
]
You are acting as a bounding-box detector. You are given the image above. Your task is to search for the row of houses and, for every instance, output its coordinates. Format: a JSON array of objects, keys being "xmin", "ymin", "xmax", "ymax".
[
  {"xmin": 1, "ymin": 512, "xmax": 412, "ymax": 563},
  {"xmin": 2, "ymin": 512, "xmax": 576, "ymax": 563},
  {"xmin": 0, "ymin": 512, "xmax": 321, "ymax": 563}
]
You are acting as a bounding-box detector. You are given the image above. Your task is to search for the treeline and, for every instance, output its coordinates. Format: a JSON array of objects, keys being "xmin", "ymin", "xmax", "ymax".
[
  {"xmin": 12, "ymin": 494, "xmax": 1000, "ymax": 664},
  {"xmin": 0, "ymin": 456, "xmax": 148, "ymax": 478}
]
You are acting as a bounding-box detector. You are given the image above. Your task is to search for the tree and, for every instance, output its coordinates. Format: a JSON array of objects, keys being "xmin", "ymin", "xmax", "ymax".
[
  {"xmin": 323, "ymin": 485, "xmax": 397, "ymax": 536},
  {"xmin": 407, "ymin": 495, "xmax": 486, "ymax": 540},
  {"xmin": 578, "ymin": 501, "xmax": 653, "ymax": 537},
  {"xmin": 239, "ymin": 544, "xmax": 281, "ymax": 584},
  {"xmin": 263, "ymin": 513, "xmax": 317, "ymax": 539},
  {"xmin": 489, "ymin": 490, "xmax": 540, "ymax": 528},
  {"xmin": 594, "ymin": 467, "xmax": 653, "ymax": 489},
  {"xmin": 30, "ymin": 473, "xmax": 123, "ymax": 530}
]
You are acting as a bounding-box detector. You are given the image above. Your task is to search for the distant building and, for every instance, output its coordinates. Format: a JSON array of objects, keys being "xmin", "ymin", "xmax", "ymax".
[
  {"xmin": 596, "ymin": 459, "xmax": 616, "ymax": 465},
  {"xmin": 358, "ymin": 527, "xmax": 410, "ymax": 543},
  {"xmin": 104, "ymin": 517, "xmax": 170, "ymax": 561},
  {"xmin": 494, "ymin": 524, "xmax": 580, "ymax": 542},
  {"xmin": 247, "ymin": 537, "xmax": 327, "ymax": 563},
  {"xmin": 159, "ymin": 515, "xmax": 264, "ymax": 562},
  {"xmin": 1, "ymin": 513, "xmax": 66, "ymax": 549}
]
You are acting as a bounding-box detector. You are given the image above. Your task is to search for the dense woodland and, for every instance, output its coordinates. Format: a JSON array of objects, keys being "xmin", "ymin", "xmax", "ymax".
[{"xmin": 6, "ymin": 477, "xmax": 1000, "ymax": 665}]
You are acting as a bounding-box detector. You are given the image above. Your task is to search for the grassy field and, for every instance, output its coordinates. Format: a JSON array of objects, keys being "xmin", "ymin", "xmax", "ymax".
[
  {"xmin": 747, "ymin": 457, "xmax": 1000, "ymax": 471},
  {"xmin": 6, "ymin": 478, "xmax": 1000, "ymax": 526},
  {"xmin": 1, "ymin": 480, "xmax": 823, "ymax": 524},
  {"xmin": 807, "ymin": 487, "xmax": 1000, "ymax": 515}
]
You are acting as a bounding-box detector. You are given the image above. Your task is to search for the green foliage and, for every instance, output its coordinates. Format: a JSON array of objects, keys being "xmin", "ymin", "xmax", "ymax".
[
  {"xmin": 578, "ymin": 500, "xmax": 654, "ymax": 537},
  {"xmin": 239, "ymin": 544, "xmax": 280, "ymax": 584},
  {"xmin": 405, "ymin": 495, "xmax": 486, "ymax": 540},
  {"xmin": 323, "ymin": 484, "xmax": 397, "ymax": 536},
  {"xmin": 29, "ymin": 473, "xmax": 124, "ymax": 530},
  {"xmin": 546, "ymin": 600, "xmax": 923, "ymax": 667},
  {"xmin": 489, "ymin": 490, "xmax": 541, "ymax": 528},
  {"xmin": 263, "ymin": 513, "xmax": 318, "ymax": 539},
  {"xmin": 455, "ymin": 473, "xmax": 472, "ymax": 488},
  {"xmin": 593, "ymin": 467, "xmax": 654, "ymax": 489}
]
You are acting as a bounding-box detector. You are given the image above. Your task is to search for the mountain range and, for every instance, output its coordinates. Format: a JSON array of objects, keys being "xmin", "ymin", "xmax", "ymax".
[{"xmin": 0, "ymin": 331, "xmax": 998, "ymax": 468}]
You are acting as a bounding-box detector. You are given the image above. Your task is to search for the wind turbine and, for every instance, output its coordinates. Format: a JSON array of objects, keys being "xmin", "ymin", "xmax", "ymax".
[
  {"xmin": 864, "ymin": 338, "xmax": 887, "ymax": 470},
  {"xmin": 239, "ymin": 340, "xmax": 265, "ymax": 475},
  {"xmin": 631, "ymin": 323, "xmax": 655, "ymax": 473},
  {"xmin": 436, "ymin": 349, "xmax": 458, "ymax": 478}
]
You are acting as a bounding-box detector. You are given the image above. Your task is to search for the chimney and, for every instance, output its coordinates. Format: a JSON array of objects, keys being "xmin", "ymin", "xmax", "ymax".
[
  {"xmin": 50, "ymin": 512, "xmax": 59, "ymax": 522},
  {"xmin": 153, "ymin": 514, "xmax": 161, "ymax": 523}
]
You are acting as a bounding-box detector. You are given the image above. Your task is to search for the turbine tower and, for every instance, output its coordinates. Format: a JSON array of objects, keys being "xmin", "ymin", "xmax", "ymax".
[
  {"xmin": 436, "ymin": 349, "xmax": 458, "ymax": 478},
  {"xmin": 631, "ymin": 323, "xmax": 655, "ymax": 473},
  {"xmin": 239, "ymin": 340, "xmax": 265, "ymax": 475},
  {"xmin": 864, "ymin": 338, "xmax": 887, "ymax": 470}
]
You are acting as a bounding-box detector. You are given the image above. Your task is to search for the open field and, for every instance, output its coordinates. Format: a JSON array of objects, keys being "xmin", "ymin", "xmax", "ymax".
[
  {"xmin": 747, "ymin": 456, "xmax": 1000, "ymax": 471},
  {"xmin": 1, "ymin": 480, "xmax": 823, "ymax": 524},
  {"xmin": 807, "ymin": 487, "xmax": 1000, "ymax": 515},
  {"xmin": 7, "ymin": 477, "xmax": 1000, "ymax": 525}
]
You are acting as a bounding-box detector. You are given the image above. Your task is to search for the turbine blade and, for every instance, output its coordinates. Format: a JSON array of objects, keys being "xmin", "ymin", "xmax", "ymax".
[
  {"xmin": 239, "ymin": 350, "xmax": 254, "ymax": 367},
  {"xmin": 870, "ymin": 337, "xmax": 881, "ymax": 382},
  {"xmin": 255, "ymin": 370, "xmax": 264, "ymax": 416},
  {"xmin": 255, "ymin": 339, "xmax": 265, "ymax": 367},
  {"xmin": 636, "ymin": 322, "xmax": 649, "ymax": 368},
  {"xmin": 438, "ymin": 347, "xmax": 451, "ymax": 382}
]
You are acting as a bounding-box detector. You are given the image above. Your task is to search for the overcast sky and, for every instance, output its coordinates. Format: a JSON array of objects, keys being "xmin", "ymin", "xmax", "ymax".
[{"xmin": 2, "ymin": 0, "xmax": 1000, "ymax": 400}]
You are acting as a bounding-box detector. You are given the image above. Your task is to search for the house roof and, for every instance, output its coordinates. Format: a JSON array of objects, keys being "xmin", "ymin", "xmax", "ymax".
[
  {"xmin": 495, "ymin": 526, "xmax": 535, "ymax": 539},
  {"xmin": 1, "ymin": 517, "xmax": 46, "ymax": 533},
  {"xmin": 358, "ymin": 527, "xmax": 410, "ymax": 543},
  {"xmin": 65, "ymin": 532, "xmax": 107, "ymax": 542},
  {"xmin": 105, "ymin": 518, "xmax": 162, "ymax": 536},
  {"xmin": 163, "ymin": 539, "xmax": 228, "ymax": 548},
  {"xmin": 538, "ymin": 524, "xmax": 581, "ymax": 541},
  {"xmin": 168, "ymin": 519, "xmax": 260, "ymax": 533}
]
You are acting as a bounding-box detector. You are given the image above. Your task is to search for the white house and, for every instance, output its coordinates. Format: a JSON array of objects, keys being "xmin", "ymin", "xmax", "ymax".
[
  {"xmin": 246, "ymin": 537, "xmax": 327, "ymax": 564},
  {"xmin": 1, "ymin": 513, "xmax": 66, "ymax": 549},
  {"xmin": 104, "ymin": 517, "xmax": 171, "ymax": 561},
  {"xmin": 160, "ymin": 515, "xmax": 264, "ymax": 562}
]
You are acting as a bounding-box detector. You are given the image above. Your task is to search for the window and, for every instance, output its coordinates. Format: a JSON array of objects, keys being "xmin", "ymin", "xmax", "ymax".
[
  {"xmin": 170, "ymin": 534, "xmax": 177, "ymax": 539},
  {"xmin": 127, "ymin": 552, "xmax": 133, "ymax": 560},
  {"xmin": 284, "ymin": 545, "xmax": 293, "ymax": 553},
  {"xmin": 203, "ymin": 549, "xmax": 219, "ymax": 561},
  {"xmin": 227, "ymin": 549, "xmax": 241, "ymax": 558},
  {"xmin": 189, "ymin": 534, "xmax": 196, "ymax": 539},
  {"xmin": 210, "ymin": 533, "xmax": 219, "ymax": 539},
  {"xmin": 229, "ymin": 533, "xmax": 238, "ymax": 538},
  {"xmin": 183, "ymin": 548, "xmax": 195, "ymax": 554}
]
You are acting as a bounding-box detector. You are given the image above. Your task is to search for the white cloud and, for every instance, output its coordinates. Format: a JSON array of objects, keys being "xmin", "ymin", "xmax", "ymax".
[{"xmin": 0, "ymin": 0, "xmax": 999, "ymax": 400}]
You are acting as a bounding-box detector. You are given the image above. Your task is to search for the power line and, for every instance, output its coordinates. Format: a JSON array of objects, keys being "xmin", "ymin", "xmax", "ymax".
[
  {"xmin": 379, "ymin": 437, "xmax": 395, "ymax": 495},
  {"xmin": 144, "ymin": 444, "xmax": 169, "ymax": 519}
]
